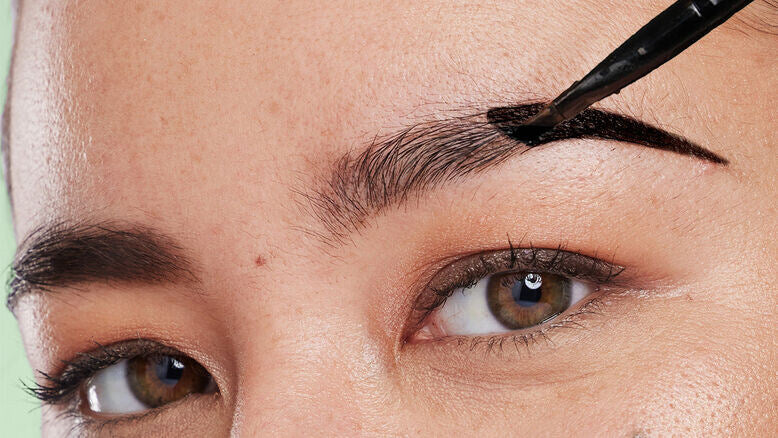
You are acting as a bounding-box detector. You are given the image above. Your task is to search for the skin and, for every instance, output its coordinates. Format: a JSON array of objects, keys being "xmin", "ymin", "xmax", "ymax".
[{"xmin": 7, "ymin": 0, "xmax": 778, "ymax": 436}]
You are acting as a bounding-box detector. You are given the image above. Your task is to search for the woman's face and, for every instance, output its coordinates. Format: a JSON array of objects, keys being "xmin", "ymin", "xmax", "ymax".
[{"xmin": 7, "ymin": 0, "xmax": 777, "ymax": 436}]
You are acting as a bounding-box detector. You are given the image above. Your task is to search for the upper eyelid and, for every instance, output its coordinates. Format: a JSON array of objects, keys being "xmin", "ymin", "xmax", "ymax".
[{"xmin": 429, "ymin": 246, "xmax": 625, "ymax": 293}]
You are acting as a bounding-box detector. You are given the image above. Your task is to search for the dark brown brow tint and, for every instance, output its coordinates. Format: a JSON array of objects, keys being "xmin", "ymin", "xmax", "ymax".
[{"xmin": 487, "ymin": 103, "xmax": 728, "ymax": 165}]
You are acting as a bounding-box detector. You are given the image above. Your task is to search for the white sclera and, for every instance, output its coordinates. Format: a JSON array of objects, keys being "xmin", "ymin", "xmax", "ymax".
[
  {"xmin": 84, "ymin": 359, "xmax": 149, "ymax": 414},
  {"xmin": 435, "ymin": 277, "xmax": 506, "ymax": 335},
  {"xmin": 434, "ymin": 274, "xmax": 593, "ymax": 336}
]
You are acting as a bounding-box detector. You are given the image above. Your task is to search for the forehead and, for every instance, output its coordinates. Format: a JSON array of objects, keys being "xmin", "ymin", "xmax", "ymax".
[{"xmin": 7, "ymin": 0, "xmax": 776, "ymax": 238}]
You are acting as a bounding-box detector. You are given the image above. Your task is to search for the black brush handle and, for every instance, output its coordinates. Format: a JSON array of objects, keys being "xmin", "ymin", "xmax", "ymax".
[{"xmin": 526, "ymin": 0, "xmax": 754, "ymax": 129}]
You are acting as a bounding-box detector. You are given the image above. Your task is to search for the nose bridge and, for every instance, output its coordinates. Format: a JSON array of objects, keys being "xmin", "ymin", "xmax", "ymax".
[{"xmin": 229, "ymin": 307, "xmax": 400, "ymax": 436}]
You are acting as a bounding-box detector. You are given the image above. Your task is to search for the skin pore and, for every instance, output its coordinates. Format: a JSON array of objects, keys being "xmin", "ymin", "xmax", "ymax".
[{"xmin": 5, "ymin": 0, "xmax": 778, "ymax": 436}]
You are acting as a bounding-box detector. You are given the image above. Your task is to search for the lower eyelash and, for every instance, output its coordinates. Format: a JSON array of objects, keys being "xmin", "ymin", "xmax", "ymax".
[
  {"xmin": 48, "ymin": 402, "xmax": 166, "ymax": 438},
  {"xmin": 420, "ymin": 295, "xmax": 607, "ymax": 356}
]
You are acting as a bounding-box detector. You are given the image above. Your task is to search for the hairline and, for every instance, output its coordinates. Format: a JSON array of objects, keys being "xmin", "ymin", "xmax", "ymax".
[{"xmin": 1, "ymin": 0, "xmax": 20, "ymax": 211}]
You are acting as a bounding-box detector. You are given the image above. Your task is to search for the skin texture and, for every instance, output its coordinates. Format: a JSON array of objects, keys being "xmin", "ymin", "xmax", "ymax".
[{"xmin": 6, "ymin": 0, "xmax": 778, "ymax": 436}]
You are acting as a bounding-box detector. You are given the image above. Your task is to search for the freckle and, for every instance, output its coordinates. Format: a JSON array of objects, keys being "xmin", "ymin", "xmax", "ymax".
[
  {"xmin": 254, "ymin": 255, "xmax": 265, "ymax": 267},
  {"xmin": 267, "ymin": 100, "xmax": 280, "ymax": 115}
]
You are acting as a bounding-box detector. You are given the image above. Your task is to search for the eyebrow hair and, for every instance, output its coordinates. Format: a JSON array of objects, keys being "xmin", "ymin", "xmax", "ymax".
[
  {"xmin": 735, "ymin": 0, "xmax": 778, "ymax": 36},
  {"xmin": 6, "ymin": 221, "xmax": 198, "ymax": 312},
  {"xmin": 303, "ymin": 103, "xmax": 727, "ymax": 245}
]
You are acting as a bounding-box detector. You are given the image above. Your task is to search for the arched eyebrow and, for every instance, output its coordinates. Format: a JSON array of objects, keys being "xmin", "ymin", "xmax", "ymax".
[
  {"xmin": 6, "ymin": 221, "xmax": 199, "ymax": 312},
  {"xmin": 303, "ymin": 103, "xmax": 727, "ymax": 245}
]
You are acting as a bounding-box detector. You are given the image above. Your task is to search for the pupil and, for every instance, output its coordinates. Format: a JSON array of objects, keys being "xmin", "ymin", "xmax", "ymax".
[
  {"xmin": 511, "ymin": 273, "xmax": 543, "ymax": 307},
  {"xmin": 154, "ymin": 356, "xmax": 185, "ymax": 387}
]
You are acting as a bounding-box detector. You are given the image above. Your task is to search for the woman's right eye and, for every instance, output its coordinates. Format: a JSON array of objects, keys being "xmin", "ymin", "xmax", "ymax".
[{"xmin": 83, "ymin": 354, "xmax": 215, "ymax": 415}]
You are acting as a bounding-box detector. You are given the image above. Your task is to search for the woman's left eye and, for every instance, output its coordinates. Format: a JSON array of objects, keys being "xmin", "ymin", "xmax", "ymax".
[
  {"xmin": 83, "ymin": 354, "xmax": 215, "ymax": 415},
  {"xmin": 417, "ymin": 271, "xmax": 592, "ymax": 337}
]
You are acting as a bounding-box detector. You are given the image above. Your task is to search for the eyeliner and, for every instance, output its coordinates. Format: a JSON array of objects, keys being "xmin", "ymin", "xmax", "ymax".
[{"xmin": 499, "ymin": 0, "xmax": 754, "ymax": 144}]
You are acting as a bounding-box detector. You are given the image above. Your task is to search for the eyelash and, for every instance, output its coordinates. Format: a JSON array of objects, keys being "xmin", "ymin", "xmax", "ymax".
[
  {"xmin": 420, "ymin": 297, "xmax": 608, "ymax": 356},
  {"xmin": 26, "ymin": 339, "xmax": 183, "ymax": 406},
  {"xmin": 406, "ymin": 238, "xmax": 626, "ymax": 350}
]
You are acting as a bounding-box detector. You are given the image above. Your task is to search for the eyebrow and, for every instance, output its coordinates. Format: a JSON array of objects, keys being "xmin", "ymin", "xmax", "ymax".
[
  {"xmin": 304, "ymin": 103, "xmax": 727, "ymax": 244},
  {"xmin": 6, "ymin": 221, "xmax": 198, "ymax": 312}
]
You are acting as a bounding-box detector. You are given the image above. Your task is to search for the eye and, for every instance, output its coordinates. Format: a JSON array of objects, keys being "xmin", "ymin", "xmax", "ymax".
[
  {"xmin": 83, "ymin": 354, "xmax": 215, "ymax": 415},
  {"xmin": 419, "ymin": 270, "xmax": 593, "ymax": 337}
]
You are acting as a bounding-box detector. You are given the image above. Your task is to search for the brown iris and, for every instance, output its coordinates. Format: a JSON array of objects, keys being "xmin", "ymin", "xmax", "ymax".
[
  {"xmin": 127, "ymin": 355, "xmax": 212, "ymax": 408},
  {"xmin": 486, "ymin": 272, "xmax": 571, "ymax": 329}
]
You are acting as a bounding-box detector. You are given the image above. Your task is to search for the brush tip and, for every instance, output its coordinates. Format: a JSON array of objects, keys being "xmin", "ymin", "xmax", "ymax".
[
  {"xmin": 487, "ymin": 103, "xmax": 564, "ymax": 146},
  {"xmin": 504, "ymin": 124, "xmax": 552, "ymax": 146}
]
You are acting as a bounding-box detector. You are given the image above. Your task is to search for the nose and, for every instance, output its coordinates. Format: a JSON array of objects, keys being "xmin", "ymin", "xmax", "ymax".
[{"xmin": 228, "ymin": 312, "xmax": 402, "ymax": 436}]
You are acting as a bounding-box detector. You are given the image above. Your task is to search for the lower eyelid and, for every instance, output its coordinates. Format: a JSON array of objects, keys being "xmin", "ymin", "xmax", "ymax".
[{"xmin": 409, "ymin": 286, "xmax": 611, "ymax": 350}]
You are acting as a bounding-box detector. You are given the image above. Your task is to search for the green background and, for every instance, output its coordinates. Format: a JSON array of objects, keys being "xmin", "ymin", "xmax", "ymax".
[{"xmin": 0, "ymin": 0, "xmax": 40, "ymax": 435}]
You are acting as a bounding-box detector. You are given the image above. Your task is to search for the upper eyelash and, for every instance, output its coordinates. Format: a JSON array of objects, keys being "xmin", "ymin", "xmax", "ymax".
[
  {"xmin": 452, "ymin": 240, "xmax": 620, "ymax": 292},
  {"xmin": 25, "ymin": 339, "xmax": 180, "ymax": 406}
]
